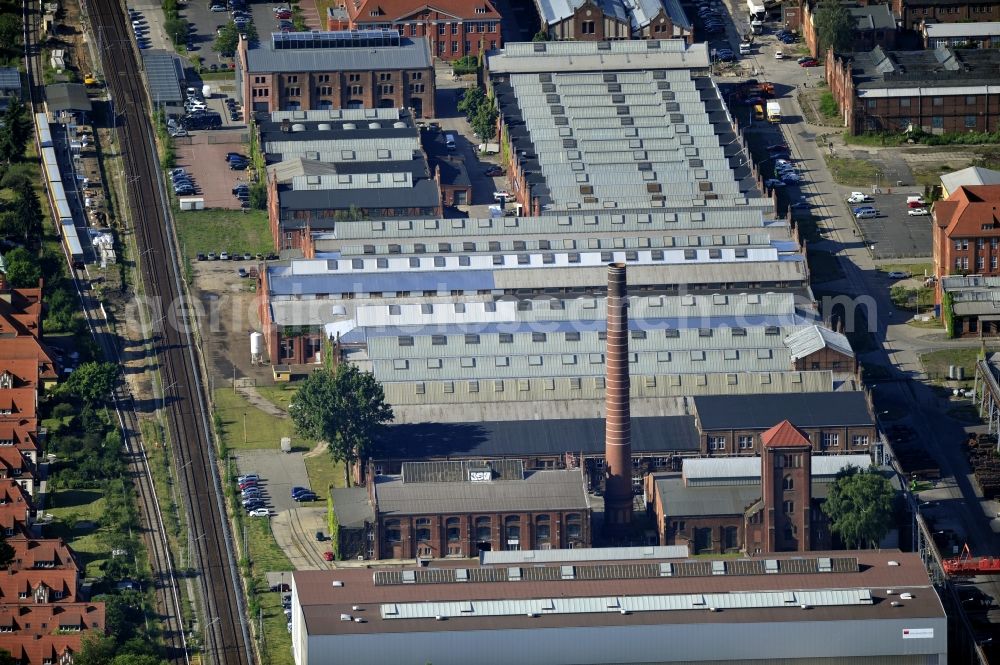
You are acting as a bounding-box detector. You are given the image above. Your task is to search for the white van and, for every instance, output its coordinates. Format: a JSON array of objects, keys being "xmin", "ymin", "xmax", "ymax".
[
  {"xmin": 445, "ymin": 133, "xmax": 456, "ymax": 150},
  {"xmin": 739, "ymin": 42, "xmax": 751, "ymax": 55}
]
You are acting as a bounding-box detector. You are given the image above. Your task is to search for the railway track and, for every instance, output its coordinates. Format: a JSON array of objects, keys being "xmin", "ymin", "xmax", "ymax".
[{"xmin": 84, "ymin": 1, "xmax": 253, "ymax": 663}]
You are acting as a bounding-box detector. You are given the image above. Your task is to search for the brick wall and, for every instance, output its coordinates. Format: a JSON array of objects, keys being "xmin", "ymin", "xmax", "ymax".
[
  {"xmin": 352, "ymin": 13, "xmax": 501, "ymax": 61},
  {"xmin": 377, "ymin": 509, "xmax": 591, "ymax": 559},
  {"xmin": 901, "ymin": 1, "xmax": 1000, "ymax": 31},
  {"xmin": 700, "ymin": 425, "xmax": 877, "ymax": 455}
]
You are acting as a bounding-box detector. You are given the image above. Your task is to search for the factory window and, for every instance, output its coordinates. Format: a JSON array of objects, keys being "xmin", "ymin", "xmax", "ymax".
[
  {"xmin": 384, "ymin": 520, "xmax": 401, "ymax": 542},
  {"xmin": 414, "ymin": 243, "xmax": 426, "ymax": 254},
  {"xmin": 782, "ymin": 475, "xmax": 793, "ymax": 491},
  {"xmin": 581, "ymin": 20, "xmax": 595, "ymax": 34},
  {"xmin": 664, "ymin": 329, "xmax": 679, "ymax": 338},
  {"xmin": 398, "ymin": 336, "xmax": 414, "ymax": 347},
  {"xmin": 565, "ymin": 331, "xmax": 581, "ymax": 342},
  {"xmin": 631, "ymin": 330, "xmax": 646, "ymax": 340},
  {"xmin": 932, "ymin": 96, "xmax": 943, "ymax": 106},
  {"xmin": 432, "ymin": 335, "xmax": 447, "ymax": 345},
  {"xmin": 731, "ymin": 327, "xmax": 746, "ymax": 337},
  {"xmin": 505, "ymin": 516, "xmax": 521, "ymax": 542},
  {"xmin": 738, "ymin": 435, "xmax": 753, "ymax": 449},
  {"xmin": 468, "ymin": 380, "xmax": 479, "ymax": 392},
  {"xmin": 535, "ymin": 515, "xmax": 551, "ymax": 542},
  {"xmin": 446, "ymin": 517, "xmax": 461, "ymax": 542},
  {"xmin": 499, "ymin": 333, "xmax": 513, "ymax": 344},
  {"xmin": 851, "ymin": 434, "xmax": 870, "ymax": 446},
  {"xmin": 822, "ymin": 433, "xmax": 839, "ymax": 448},
  {"xmin": 684, "ymin": 249, "xmax": 697, "ymax": 260},
  {"xmin": 783, "ymin": 500, "xmax": 794, "ymax": 514},
  {"xmin": 465, "ymin": 334, "xmax": 480, "ymax": 345},
  {"xmin": 708, "ymin": 436, "xmax": 726, "ymax": 451},
  {"xmin": 532, "ymin": 332, "xmax": 547, "ymax": 342},
  {"xmin": 566, "ymin": 514, "xmax": 582, "ymax": 539},
  {"xmin": 966, "ymin": 115, "xmax": 977, "ymax": 129},
  {"xmin": 415, "ymin": 518, "xmax": 432, "ymax": 542},
  {"xmin": 475, "ymin": 517, "xmax": 492, "ymax": 542},
  {"xmin": 518, "ymin": 300, "xmax": 533, "ymax": 311}
]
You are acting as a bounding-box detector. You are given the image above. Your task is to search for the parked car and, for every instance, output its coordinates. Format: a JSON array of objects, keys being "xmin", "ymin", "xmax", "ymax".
[
  {"xmin": 846, "ymin": 192, "xmax": 873, "ymax": 203},
  {"xmin": 887, "ymin": 271, "xmax": 910, "ymax": 279},
  {"xmin": 764, "ymin": 178, "xmax": 786, "ymax": 188},
  {"xmin": 799, "ymin": 58, "xmax": 819, "ymax": 67},
  {"xmin": 908, "ymin": 207, "xmax": 929, "ymax": 216},
  {"xmin": 169, "ymin": 128, "xmax": 188, "ymax": 138},
  {"xmin": 210, "ymin": 3, "xmax": 227, "ymax": 10},
  {"xmin": 323, "ymin": 551, "xmax": 335, "ymax": 561},
  {"xmin": 293, "ymin": 492, "xmax": 318, "ymax": 502},
  {"xmin": 484, "ymin": 165, "xmax": 504, "ymax": 177},
  {"xmin": 852, "ymin": 205, "xmax": 876, "ymax": 215},
  {"xmin": 774, "ymin": 51, "xmax": 784, "ymax": 60},
  {"xmin": 207, "ymin": 252, "xmax": 217, "ymax": 261},
  {"xmin": 238, "ymin": 268, "xmax": 248, "ymax": 278},
  {"xmin": 232, "ymin": 184, "xmax": 249, "ymax": 196},
  {"xmin": 291, "ymin": 486, "xmax": 310, "ymax": 498},
  {"xmin": 493, "ymin": 190, "xmax": 512, "ymax": 202},
  {"xmin": 248, "ymin": 508, "xmax": 271, "ymax": 517},
  {"xmin": 197, "ymin": 253, "xmax": 207, "ymax": 261},
  {"xmin": 716, "ymin": 49, "xmax": 735, "ymax": 62},
  {"xmin": 238, "ymin": 474, "xmax": 259, "ymax": 483},
  {"xmin": 174, "ymin": 186, "xmax": 195, "ymax": 196}
]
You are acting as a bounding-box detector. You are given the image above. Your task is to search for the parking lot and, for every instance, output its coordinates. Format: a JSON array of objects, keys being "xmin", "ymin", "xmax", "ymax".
[
  {"xmin": 173, "ymin": 130, "xmax": 250, "ymax": 209},
  {"xmin": 233, "ymin": 449, "xmax": 313, "ymax": 513},
  {"xmin": 849, "ymin": 192, "xmax": 933, "ymax": 260}
]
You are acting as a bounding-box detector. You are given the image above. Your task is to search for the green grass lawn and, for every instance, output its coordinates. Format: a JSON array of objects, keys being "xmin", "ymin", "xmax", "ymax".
[
  {"xmin": 45, "ymin": 490, "xmax": 110, "ymax": 578},
  {"xmin": 244, "ymin": 519, "xmax": 294, "ymax": 665},
  {"xmin": 214, "ymin": 388, "xmax": 300, "ymax": 450},
  {"xmin": 824, "ymin": 156, "xmax": 880, "ymax": 186},
  {"xmin": 919, "ymin": 348, "xmax": 989, "ymax": 382},
  {"xmin": 879, "ymin": 262, "xmax": 934, "ymax": 279},
  {"xmin": 252, "ymin": 384, "xmax": 346, "ymax": 490},
  {"xmin": 173, "ymin": 208, "xmax": 273, "ymax": 259}
]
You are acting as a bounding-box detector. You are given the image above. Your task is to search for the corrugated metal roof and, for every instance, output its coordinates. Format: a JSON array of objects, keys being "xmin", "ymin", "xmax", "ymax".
[
  {"xmin": 924, "ymin": 21, "xmax": 1000, "ymax": 38},
  {"xmin": 481, "ymin": 546, "xmax": 688, "ymax": 565},
  {"xmin": 693, "ymin": 392, "xmax": 874, "ymax": 430},
  {"xmin": 381, "ymin": 588, "xmax": 872, "ymax": 620},
  {"xmin": 376, "ymin": 416, "xmax": 700, "ymax": 459},
  {"xmin": 141, "ymin": 50, "xmax": 183, "ymax": 104},
  {"xmin": 374, "ymin": 469, "xmax": 588, "ymax": 515},
  {"xmin": 682, "ymin": 454, "xmax": 872, "ymax": 482},
  {"xmin": 245, "ymin": 35, "xmax": 431, "ymax": 73},
  {"xmin": 0, "ymin": 68, "xmax": 21, "ymax": 90},
  {"xmin": 489, "ymin": 41, "xmax": 710, "ymax": 74},
  {"xmin": 783, "ymin": 325, "xmax": 855, "ymax": 361},
  {"xmin": 400, "ymin": 460, "xmax": 524, "ymax": 483},
  {"xmin": 940, "ymin": 166, "xmax": 1000, "ymax": 194}
]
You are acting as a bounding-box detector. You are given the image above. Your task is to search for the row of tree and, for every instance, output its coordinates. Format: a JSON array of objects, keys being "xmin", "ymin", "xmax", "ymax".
[{"xmin": 457, "ymin": 87, "xmax": 498, "ymax": 143}]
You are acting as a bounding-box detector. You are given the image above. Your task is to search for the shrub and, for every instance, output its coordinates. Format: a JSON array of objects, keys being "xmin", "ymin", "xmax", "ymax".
[{"xmin": 819, "ymin": 92, "xmax": 838, "ymax": 119}]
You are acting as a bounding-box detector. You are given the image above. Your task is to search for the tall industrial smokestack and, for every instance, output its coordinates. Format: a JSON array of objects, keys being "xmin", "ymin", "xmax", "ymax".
[{"xmin": 604, "ymin": 263, "xmax": 633, "ymax": 531}]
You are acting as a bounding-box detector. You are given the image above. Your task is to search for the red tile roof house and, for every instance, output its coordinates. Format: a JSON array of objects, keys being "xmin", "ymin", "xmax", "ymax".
[
  {"xmin": 0, "ymin": 633, "xmax": 99, "ymax": 665},
  {"xmin": 0, "ymin": 480, "xmax": 37, "ymax": 537},
  {"xmin": 340, "ymin": 0, "xmax": 503, "ymax": 61},
  {"xmin": 6, "ymin": 538, "xmax": 78, "ymax": 574}
]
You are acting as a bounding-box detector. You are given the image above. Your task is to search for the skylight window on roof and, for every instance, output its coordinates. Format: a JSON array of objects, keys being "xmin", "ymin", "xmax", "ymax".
[
  {"xmin": 421, "ymin": 304, "xmax": 434, "ymax": 314},
  {"xmin": 340, "ymin": 150, "xmax": 354, "ymax": 160},
  {"xmin": 459, "ymin": 256, "xmax": 471, "ymax": 266},
  {"xmin": 351, "ymin": 259, "xmax": 364, "ymax": 269},
  {"xmin": 409, "ymin": 257, "xmax": 420, "ymax": 267},
  {"xmin": 377, "ymin": 258, "xmax": 389, "ymax": 269},
  {"xmin": 388, "ymin": 305, "xmax": 401, "ymax": 316},
  {"xmin": 434, "ymin": 257, "xmax": 446, "ymax": 267},
  {"xmin": 427, "ymin": 358, "xmax": 442, "ymax": 369}
]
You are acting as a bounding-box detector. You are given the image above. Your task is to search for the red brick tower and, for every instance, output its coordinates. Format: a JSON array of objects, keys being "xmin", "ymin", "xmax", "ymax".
[
  {"xmin": 760, "ymin": 420, "xmax": 812, "ymax": 552},
  {"xmin": 604, "ymin": 263, "xmax": 633, "ymax": 531}
]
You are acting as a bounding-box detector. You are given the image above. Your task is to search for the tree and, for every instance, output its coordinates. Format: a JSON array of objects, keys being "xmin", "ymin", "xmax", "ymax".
[
  {"xmin": 814, "ymin": 0, "xmax": 856, "ymax": 55},
  {"xmin": 0, "ymin": 97, "xmax": 32, "ymax": 163},
  {"xmin": 62, "ymin": 361, "xmax": 119, "ymax": 405},
  {"xmin": 249, "ymin": 182, "xmax": 267, "ymax": 210},
  {"xmin": 0, "ymin": 649, "xmax": 13, "ymax": 665},
  {"xmin": 821, "ymin": 466, "xmax": 894, "ymax": 549},
  {"xmin": 0, "ymin": 15, "xmax": 21, "ymax": 53},
  {"xmin": 457, "ymin": 87, "xmax": 485, "ymax": 118},
  {"xmin": 471, "ymin": 102, "xmax": 498, "ymax": 141},
  {"xmin": 74, "ymin": 634, "xmax": 118, "ymax": 665},
  {"xmin": 213, "ymin": 21, "xmax": 239, "ymax": 57},
  {"xmin": 532, "ymin": 29, "xmax": 549, "ymax": 42},
  {"xmin": 12, "ymin": 179, "xmax": 42, "ymax": 247},
  {"xmin": 4, "ymin": 248, "xmax": 41, "ymax": 287},
  {"xmin": 289, "ymin": 362, "xmax": 394, "ymax": 486},
  {"xmin": 110, "ymin": 656, "xmax": 167, "ymax": 665}
]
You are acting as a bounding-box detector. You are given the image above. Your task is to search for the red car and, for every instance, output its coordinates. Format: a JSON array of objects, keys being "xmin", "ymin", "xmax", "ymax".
[
  {"xmin": 799, "ymin": 58, "xmax": 819, "ymax": 67},
  {"xmin": 323, "ymin": 551, "xmax": 335, "ymax": 561},
  {"xmin": 275, "ymin": 10, "xmax": 291, "ymax": 18}
]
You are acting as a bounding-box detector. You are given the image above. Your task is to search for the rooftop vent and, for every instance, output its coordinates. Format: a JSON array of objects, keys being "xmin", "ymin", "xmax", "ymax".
[
  {"xmin": 317, "ymin": 123, "xmax": 332, "ymax": 130},
  {"xmin": 340, "ymin": 614, "xmax": 352, "ymax": 621},
  {"xmin": 369, "ymin": 122, "xmax": 381, "ymax": 129},
  {"xmin": 343, "ymin": 123, "xmax": 356, "ymax": 130},
  {"xmin": 332, "ymin": 580, "xmax": 344, "ymax": 587},
  {"xmin": 291, "ymin": 123, "xmax": 306, "ymax": 132},
  {"xmin": 393, "ymin": 121, "xmax": 407, "ymax": 128}
]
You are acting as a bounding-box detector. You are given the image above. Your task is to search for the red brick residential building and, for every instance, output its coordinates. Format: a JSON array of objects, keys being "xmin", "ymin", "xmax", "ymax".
[
  {"xmin": 535, "ymin": 0, "xmax": 693, "ymax": 43},
  {"xmin": 826, "ymin": 46, "xmax": 1000, "ymax": 135},
  {"xmin": 933, "ymin": 184, "xmax": 1000, "ymax": 291},
  {"xmin": 893, "ymin": 0, "xmax": 1000, "ymax": 31},
  {"xmin": 0, "ymin": 480, "xmax": 35, "ymax": 537},
  {"xmin": 337, "ymin": 0, "xmax": 502, "ymax": 60}
]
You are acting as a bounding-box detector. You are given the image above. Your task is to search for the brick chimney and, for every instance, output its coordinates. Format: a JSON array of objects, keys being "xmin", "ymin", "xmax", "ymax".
[{"xmin": 604, "ymin": 263, "xmax": 633, "ymax": 531}]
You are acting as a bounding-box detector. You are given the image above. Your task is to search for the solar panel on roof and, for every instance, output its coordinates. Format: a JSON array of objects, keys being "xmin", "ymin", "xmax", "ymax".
[{"xmin": 271, "ymin": 29, "xmax": 400, "ymax": 50}]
